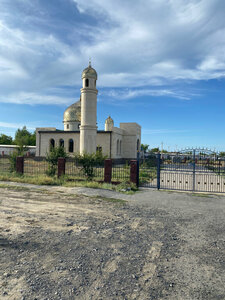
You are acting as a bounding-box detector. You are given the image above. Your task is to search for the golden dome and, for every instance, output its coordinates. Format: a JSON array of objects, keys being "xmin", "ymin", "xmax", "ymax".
[
  {"xmin": 105, "ymin": 116, "xmax": 114, "ymax": 124},
  {"xmin": 82, "ymin": 64, "xmax": 97, "ymax": 79},
  {"xmin": 63, "ymin": 100, "xmax": 81, "ymax": 122}
]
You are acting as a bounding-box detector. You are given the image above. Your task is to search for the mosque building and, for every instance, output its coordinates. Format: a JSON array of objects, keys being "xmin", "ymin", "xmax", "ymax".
[{"xmin": 36, "ymin": 63, "xmax": 141, "ymax": 159}]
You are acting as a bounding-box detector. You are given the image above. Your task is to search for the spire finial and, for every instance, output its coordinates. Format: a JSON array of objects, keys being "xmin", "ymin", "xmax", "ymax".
[{"xmin": 89, "ymin": 57, "xmax": 91, "ymax": 67}]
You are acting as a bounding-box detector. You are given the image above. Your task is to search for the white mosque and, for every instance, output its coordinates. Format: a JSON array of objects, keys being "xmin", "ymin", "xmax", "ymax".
[{"xmin": 36, "ymin": 63, "xmax": 141, "ymax": 159}]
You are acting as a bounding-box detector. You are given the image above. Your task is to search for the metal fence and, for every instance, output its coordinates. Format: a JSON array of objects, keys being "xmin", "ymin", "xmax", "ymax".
[
  {"xmin": 65, "ymin": 158, "xmax": 105, "ymax": 180},
  {"xmin": 139, "ymin": 149, "xmax": 225, "ymax": 193},
  {"xmin": 0, "ymin": 157, "xmax": 11, "ymax": 173},
  {"xmin": 0, "ymin": 156, "xmax": 135, "ymax": 184},
  {"xmin": 24, "ymin": 157, "xmax": 48, "ymax": 175}
]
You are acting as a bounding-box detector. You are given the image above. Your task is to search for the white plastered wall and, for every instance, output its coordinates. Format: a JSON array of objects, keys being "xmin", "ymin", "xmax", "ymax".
[{"xmin": 36, "ymin": 129, "xmax": 80, "ymax": 156}]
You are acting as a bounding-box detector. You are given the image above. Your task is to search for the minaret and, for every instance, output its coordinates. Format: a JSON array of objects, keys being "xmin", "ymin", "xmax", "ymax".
[{"xmin": 80, "ymin": 61, "xmax": 98, "ymax": 154}]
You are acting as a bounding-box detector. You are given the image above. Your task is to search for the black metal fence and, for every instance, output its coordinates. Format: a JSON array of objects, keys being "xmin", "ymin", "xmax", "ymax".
[
  {"xmin": 139, "ymin": 149, "xmax": 225, "ymax": 193},
  {"xmin": 0, "ymin": 157, "xmax": 11, "ymax": 173},
  {"xmin": 24, "ymin": 157, "xmax": 48, "ymax": 175},
  {"xmin": 0, "ymin": 156, "xmax": 136, "ymax": 184}
]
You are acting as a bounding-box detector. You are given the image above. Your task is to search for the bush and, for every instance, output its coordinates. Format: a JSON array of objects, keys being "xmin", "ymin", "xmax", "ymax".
[
  {"xmin": 9, "ymin": 147, "xmax": 24, "ymax": 172},
  {"xmin": 74, "ymin": 151, "xmax": 107, "ymax": 180},
  {"xmin": 46, "ymin": 146, "xmax": 67, "ymax": 176},
  {"xmin": 145, "ymin": 155, "xmax": 158, "ymax": 168}
]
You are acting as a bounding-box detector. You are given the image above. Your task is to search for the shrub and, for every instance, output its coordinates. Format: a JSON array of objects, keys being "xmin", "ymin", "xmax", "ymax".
[
  {"xmin": 74, "ymin": 151, "xmax": 107, "ymax": 180},
  {"xmin": 46, "ymin": 146, "xmax": 67, "ymax": 176},
  {"xmin": 9, "ymin": 147, "xmax": 24, "ymax": 172},
  {"xmin": 144, "ymin": 155, "xmax": 158, "ymax": 168}
]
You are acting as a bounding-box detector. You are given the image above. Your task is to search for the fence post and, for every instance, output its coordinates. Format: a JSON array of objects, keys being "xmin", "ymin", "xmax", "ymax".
[
  {"xmin": 193, "ymin": 149, "xmax": 196, "ymax": 192},
  {"xmin": 157, "ymin": 153, "xmax": 161, "ymax": 190},
  {"xmin": 104, "ymin": 159, "xmax": 112, "ymax": 183},
  {"xmin": 130, "ymin": 160, "xmax": 138, "ymax": 186},
  {"xmin": 58, "ymin": 157, "xmax": 66, "ymax": 178},
  {"xmin": 16, "ymin": 156, "xmax": 24, "ymax": 174},
  {"xmin": 137, "ymin": 151, "xmax": 140, "ymax": 187}
]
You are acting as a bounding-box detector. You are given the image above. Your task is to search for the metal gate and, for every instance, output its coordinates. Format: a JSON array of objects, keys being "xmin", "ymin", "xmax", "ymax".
[{"xmin": 139, "ymin": 149, "xmax": 225, "ymax": 193}]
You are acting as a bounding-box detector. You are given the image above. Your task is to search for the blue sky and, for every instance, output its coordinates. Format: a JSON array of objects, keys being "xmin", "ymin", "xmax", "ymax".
[{"xmin": 0, "ymin": 0, "xmax": 225, "ymax": 151}]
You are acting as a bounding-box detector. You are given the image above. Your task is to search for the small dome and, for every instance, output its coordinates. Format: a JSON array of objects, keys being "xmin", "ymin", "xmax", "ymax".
[
  {"xmin": 105, "ymin": 116, "xmax": 114, "ymax": 124},
  {"xmin": 82, "ymin": 64, "xmax": 97, "ymax": 79},
  {"xmin": 63, "ymin": 100, "xmax": 81, "ymax": 122}
]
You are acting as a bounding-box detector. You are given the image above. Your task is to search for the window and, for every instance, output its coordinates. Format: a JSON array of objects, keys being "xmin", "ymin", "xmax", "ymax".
[
  {"xmin": 50, "ymin": 139, "xmax": 55, "ymax": 150},
  {"xmin": 120, "ymin": 140, "xmax": 122, "ymax": 154},
  {"xmin": 59, "ymin": 139, "xmax": 64, "ymax": 148},
  {"xmin": 69, "ymin": 139, "xmax": 74, "ymax": 153},
  {"xmin": 67, "ymin": 124, "xmax": 69, "ymax": 129},
  {"xmin": 85, "ymin": 78, "xmax": 89, "ymax": 87}
]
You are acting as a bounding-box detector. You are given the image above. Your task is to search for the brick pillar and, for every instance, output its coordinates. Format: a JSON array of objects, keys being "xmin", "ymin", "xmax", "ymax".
[
  {"xmin": 130, "ymin": 160, "xmax": 138, "ymax": 186},
  {"xmin": 104, "ymin": 159, "xmax": 112, "ymax": 183},
  {"xmin": 16, "ymin": 156, "xmax": 24, "ymax": 174},
  {"xmin": 58, "ymin": 157, "xmax": 66, "ymax": 178}
]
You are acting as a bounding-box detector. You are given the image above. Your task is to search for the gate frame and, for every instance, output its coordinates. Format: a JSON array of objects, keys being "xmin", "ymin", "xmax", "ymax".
[{"xmin": 139, "ymin": 148, "xmax": 224, "ymax": 193}]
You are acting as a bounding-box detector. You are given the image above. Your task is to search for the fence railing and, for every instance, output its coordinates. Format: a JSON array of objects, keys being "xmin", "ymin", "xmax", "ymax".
[
  {"xmin": 0, "ymin": 157, "xmax": 11, "ymax": 173},
  {"xmin": 0, "ymin": 156, "xmax": 138, "ymax": 186},
  {"xmin": 24, "ymin": 157, "xmax": 48, "ymax": 175}
]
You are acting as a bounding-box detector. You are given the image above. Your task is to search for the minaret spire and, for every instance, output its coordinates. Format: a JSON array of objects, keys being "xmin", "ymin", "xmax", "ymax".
[{"xmin": 89, "ymin": 57, "xmax": 91, "ymax": 67}]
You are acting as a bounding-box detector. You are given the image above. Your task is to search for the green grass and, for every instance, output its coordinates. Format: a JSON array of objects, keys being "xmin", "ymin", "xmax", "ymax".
[
  {"xmin": 0, "ymin": 184, "xmax": 32, "ymax": 192},
  {"xmin": 0, "ymin": 172, "xmax": 138, "ymax": 193},
  {"xmin": 94, "ymin": 196, "xmax": 127, "ymax": 204}
]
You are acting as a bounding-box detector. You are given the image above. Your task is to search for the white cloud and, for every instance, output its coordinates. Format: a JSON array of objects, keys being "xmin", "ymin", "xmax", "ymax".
[
  {"xmin": 0, "ymin": 92, "xmax": 76, "ymax": 105},
  {"xmin": 0, "ymin": 0, "xmax": 225, "ymax": 104},
  {"xmin": 0, "ymin": 122, "xmax": 35, "ymax": 130},
  {"xmin": 100, "ymin": 88, "xmax": 191, "ymax": 100}
]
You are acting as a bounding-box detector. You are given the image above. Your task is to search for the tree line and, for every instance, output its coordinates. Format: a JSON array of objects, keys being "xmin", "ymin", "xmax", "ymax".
[{"xmin": 0, "ymin": 126, "xmax": 36, "ymax": 147}]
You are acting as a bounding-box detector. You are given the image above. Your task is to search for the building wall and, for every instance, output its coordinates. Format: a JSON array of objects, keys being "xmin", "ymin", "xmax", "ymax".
[
  {"xmin": 111, "ymin": 128, "xmax": 124, "ymax": 159},
  {"xmin": 120, "ymin": 123, "xmax": 141, "ymax": 159},
  {"xmin": 0, "ymin": 145, "xmax": 36, "ymax": 156},
  {"xmin": 36, "ymin": 129, "xmax": 80, "ymax": 156},
  {"xmin": 96, "ymin": 132, "xmax": 111, "ymax": 157},
  {"xmin": 36, "ymin": 123, "xmax": 141, "ymax": 159}
]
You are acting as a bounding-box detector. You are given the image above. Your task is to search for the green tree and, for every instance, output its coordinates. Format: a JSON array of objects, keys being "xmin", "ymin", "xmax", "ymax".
[
  {"xmin": 141, "ymin": 144, "xmax": 149, "ymax": 153},
  {"xmin": 219, "ymin": 152, "xmax": 225, "ymax": 157},
  {"xmin": 0, "ymin": 134, "xmax": 13, "ymax": 145},
  {"xmin": 14, "ymin": 126, "xmax": 36, "ymax": 153},
  {"xmin": 149, "ymin": 147, "xmax": 160, "ymax": 153}
]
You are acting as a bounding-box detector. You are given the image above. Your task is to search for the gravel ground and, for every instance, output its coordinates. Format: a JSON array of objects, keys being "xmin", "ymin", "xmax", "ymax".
[{"xmin": 0, "ymin": 182, "xmax": 225, "ymax": 300}]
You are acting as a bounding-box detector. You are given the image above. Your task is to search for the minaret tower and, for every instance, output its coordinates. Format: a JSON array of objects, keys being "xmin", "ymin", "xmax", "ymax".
[{"xmin": 80, "ymin": 61, "xmax": 98, "ymax": 154}]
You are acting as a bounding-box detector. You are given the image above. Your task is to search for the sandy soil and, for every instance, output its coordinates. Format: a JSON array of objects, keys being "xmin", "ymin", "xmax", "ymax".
[{"xmin": 0, "ymin": 183, "xmax": 225, "ymax": 300}]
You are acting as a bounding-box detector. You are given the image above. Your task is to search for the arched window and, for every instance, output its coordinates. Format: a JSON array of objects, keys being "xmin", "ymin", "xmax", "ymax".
[
  {"xmin": 69, "ymin": 139, "xmax": 74, "ymax": 153},
  {"xmin": 67, "ymin": 124, "xmax": 69, "ymax": 130},
  {"xmin": 59, "ymin": 139, "xmax": 64, "ymax": 148},
  {"xmin": 120, "ymin": 140, "xmax": 122, "ymax": 155},
  {"xmin": 137, "ymin": 139, "xmax": 140, "ymax": 151},
  {"xmin": 85, "ymin": 79, "xmax": 89, "ymax": 87},
  {"xmin": 50, "ymin": 138, "xmax": 55, "ymax": 150},
  {"xmin": 117, "ymin": 139, "xmax": 119, "ymax": 155}
]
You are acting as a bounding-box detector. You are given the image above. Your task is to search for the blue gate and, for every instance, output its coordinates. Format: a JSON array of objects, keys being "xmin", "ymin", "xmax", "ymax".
[{"xmin": 139, "ymin": 149, "xmax": 225, "ymax": 193}]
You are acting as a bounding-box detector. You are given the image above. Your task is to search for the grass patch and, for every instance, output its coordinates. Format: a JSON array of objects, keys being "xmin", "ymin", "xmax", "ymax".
[
  {"xmin": 0, "ymin": 172, "xmax": 138, "ymax": 193},
  {"xmin": 190, "ymin": 193, "xmax": 214, "ymax": 198},
  {"xmin": 0, "ymin": 184, "xmax": 31, "ymax": 192},
  {"xmin": 94, "ymin": 196, "xmax": 126, "ymax": 204}
]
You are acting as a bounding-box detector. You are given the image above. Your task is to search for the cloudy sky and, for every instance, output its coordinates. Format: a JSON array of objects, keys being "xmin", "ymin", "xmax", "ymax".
[{"xmin": 0, "ymin": 0, "xmax": 225, "ymax": 150}]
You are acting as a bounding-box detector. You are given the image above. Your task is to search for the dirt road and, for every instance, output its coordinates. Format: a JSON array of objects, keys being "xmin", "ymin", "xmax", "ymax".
[{"xmin": 0, "ymin": 183, "xmax": 225, "ymax": 299}]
